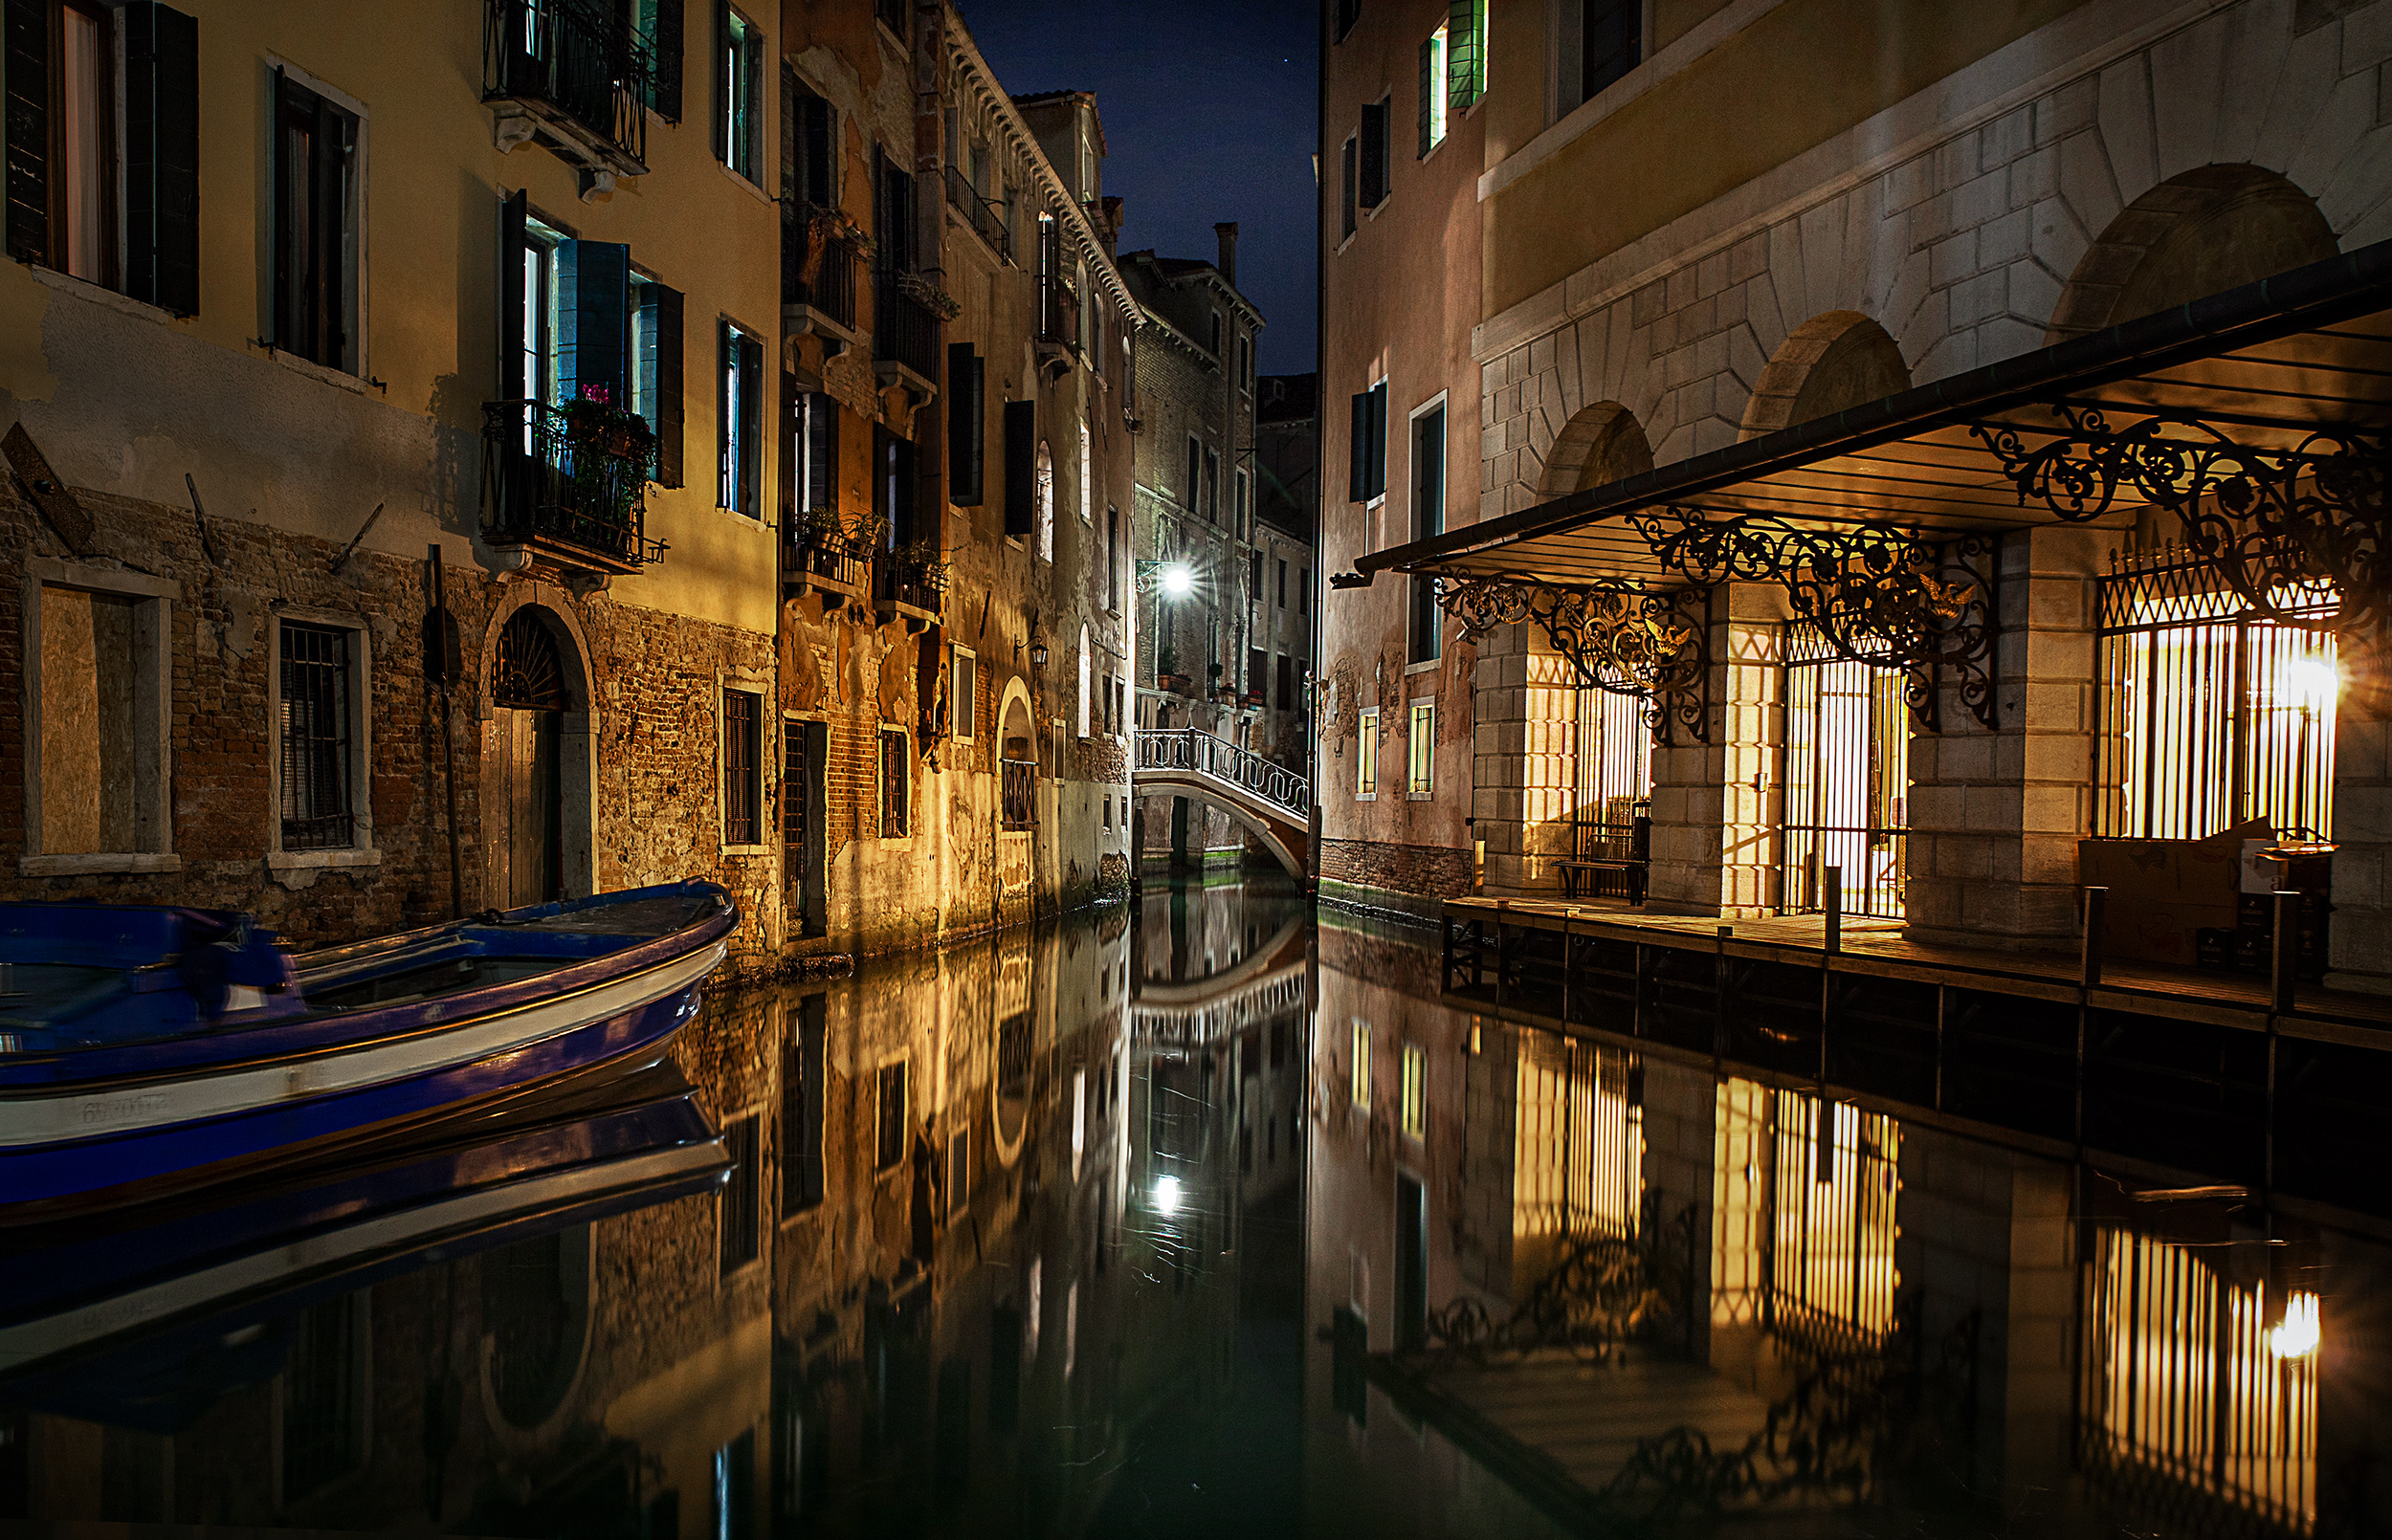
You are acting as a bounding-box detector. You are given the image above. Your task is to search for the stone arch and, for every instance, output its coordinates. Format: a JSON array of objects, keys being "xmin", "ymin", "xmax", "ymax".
[
  {"xmin": 478, "ymin": 592, "xmax": 598, "ymax": 903},
  {"xmin": 997, "ymin": 674, "xmax": 1034, "ymax": 759},
  {"xmin": 2046, "ymin": 165, "xmax": 2336, "ymax": 342},
  {"xmin": 1538, "ymin": 402, "xmax": 1654, "ymax": 497},
  {"xmin": 1739, "ymin": 312, "xmax": 1912, "ymax": 441}
]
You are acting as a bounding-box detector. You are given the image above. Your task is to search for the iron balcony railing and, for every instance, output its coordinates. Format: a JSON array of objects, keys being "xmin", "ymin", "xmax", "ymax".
[
  {"xmin": 944, "ymin": 165, "xmax": 1011, "ymax": 262},
  {"xmin": 482, "ymin": 399, "xmax": 663, "ymax": 569},
  {"xmin": 877, "ymin": 546, "xmax": 949, "ymax": 614},
  {"xmin": 783, "ymin": 215, "xmax": 860, "ymax": 329},
  {"xmin": 874, "ymin": 275, "xmax": 942, "ymax": 382},
  {"xmin": 482, "ymin": 0, "xmax": 651, "ymax": 167},
  {"xmin": 1137, "ymin": 728, "xmax": 1311, "ymax": 821},
  {"xmin": 785, "ymin": 521, "xmax": 869, "ymax": 589},
  {"xmin": 1038, "ymin": 269, "xmax": 1078, "ymax": 349}
]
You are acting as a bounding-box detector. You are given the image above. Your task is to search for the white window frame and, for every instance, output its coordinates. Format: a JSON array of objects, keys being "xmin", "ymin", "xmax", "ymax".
[
  {"xmin": 952, "ymin": 644, "xmax": 977, "ymax": 743},
  {"xmin": 263, "ymin": 57, "xmax": 371, "ymax": 386},
  {"xmin": 1408, "ymin": 697, "xmax": 1436, "ymax": 798},
  {"xmin": 19, "ymin": 559, "xmax": 180, "ymax": 876},
  {"xmin": 1356, "ymin": 707, "xmax": 1379, "ymax": 801},
  {"xmin": 265, "ymin": 605, "xmax": 380, "ymax": 874},
  {"xmin": 1078, "ymin": 419, "xmax": 1093, "ymax": 524},
  {"xmin": 720, "ymin": 681, "xmax": 769, "ymax": 852},
  {"xmin": 1426, "ymin": 23, "xmax": 1451, "ymax": 150},
  {"xmin": 718, "ymin": 3, "xmax": 764, "ymax": 187},
  {"xmin": 1077, "ymin": 624, "xmax": 1093, "ymax": 739}
]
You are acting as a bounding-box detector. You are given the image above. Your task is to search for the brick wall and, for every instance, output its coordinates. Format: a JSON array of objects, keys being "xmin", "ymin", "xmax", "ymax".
[{"xmin": 1318, "ymin": 836, "xmax": 1473, "ymax": 903}]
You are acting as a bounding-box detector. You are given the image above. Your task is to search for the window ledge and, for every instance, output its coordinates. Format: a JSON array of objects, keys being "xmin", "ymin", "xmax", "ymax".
[
  {"xmin": 1407, "ymin": 791, "xmax": 1435, "ymax": 802},
  {"xmin": 721, "ymin": 844, "xmax": 773, "ymax": 858},
  {"xmin": 717, "ymin": 160, "xmax": 775, "ymax": 208},
  {"xmin": 27, "ymin": 264, "xmax": 181, "ymax": 324},
  {"xmin": 259, "ymin": 343, "xmax": 366, "ymax": 394},
  {"xmin": 19, "ymin": 852, "xmax": 184, "ymax": 877},
  {"xmin": 1355, "ymin": 793, "xmax": 1378, "ymax": 803},
  {"xmin": 1405, "ymin": 658, "xmax": 1443, "ymax": 675}
]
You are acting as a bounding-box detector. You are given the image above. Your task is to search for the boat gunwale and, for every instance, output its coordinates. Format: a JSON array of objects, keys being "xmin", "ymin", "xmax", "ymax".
[{"xmin": 0, "ymin": 891, "xmax": 735, "ymax": 1092}]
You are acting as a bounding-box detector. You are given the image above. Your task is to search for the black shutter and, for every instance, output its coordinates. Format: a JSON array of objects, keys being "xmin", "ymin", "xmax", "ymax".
[
  {"xmin": 498, "ymin": 189, "xmax": 527, "ymax": 402},
  {"xmin": 1368, "ymin": 381, "xmax": 1388, "ymax": 499},
  {"xmin": 123, "ymin": 4, "xmax": 201, "ymax": 316},
  {"xmin": 799, "ymin": 91, "xmax": 833, "ymax": 209},
  {"xmin": 803, "ymin": 391, "xmax": 835, "ymax": 511},
  {"xmin": 709, "ymin": 0, "xmax": 729, "ymax": 162},
  {"xmin": 3, "ymin": 0, "xmax": 48, "ymax": 265},
  {"xmin": 947, "ymin": 342, "xmax": 984, "ymax": 505},
  {"xmin": 558, "ymin": 240, "xmax": 631, "ymax": 406},
  {"xmin": 1348, "ymin": 389, "xmax": 1368, "ymax": 501},
  {"xmin": 653, "ymin": 282, "xmax": 684, "ymax": 485},
  {"xmin": 1584, "ymin": 0, "xmax": 1642, "ymax": 99},
  {"xmin": 1340, "ymin": 137, "xmax": 1356, "ymax": 240},
  {"xmin": 651, "ymin": 0, "xmax": 683, "ymax": 121},
  {"xmin": 1360, "ymin": 99, "xmax": 1387, "ymax": 207},
  {"xmin": 1003, "ymin": 399, "xmax": 1034, "ymax": 539},
  {"xmin": 1418, "ymin": 37, "xmax": 1432, "ymax": 159}
]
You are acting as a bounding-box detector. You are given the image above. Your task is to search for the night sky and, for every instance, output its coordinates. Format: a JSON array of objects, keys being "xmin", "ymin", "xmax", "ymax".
[{"xmin": 960, "ymin": 0, "xmax": 1320, "ymax": 375}]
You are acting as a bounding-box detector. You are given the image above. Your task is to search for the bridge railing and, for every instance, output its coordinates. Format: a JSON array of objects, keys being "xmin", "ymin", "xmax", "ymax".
[{"xmin": 1135, "ymin": 728, "xmax": 1311, "ymax": 822}]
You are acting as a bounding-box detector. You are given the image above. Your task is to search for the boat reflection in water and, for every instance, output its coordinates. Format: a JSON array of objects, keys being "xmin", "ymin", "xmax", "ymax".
[{"xmin": 6, "ymin": 875, "xmax": 2390, "ymax": 1537}]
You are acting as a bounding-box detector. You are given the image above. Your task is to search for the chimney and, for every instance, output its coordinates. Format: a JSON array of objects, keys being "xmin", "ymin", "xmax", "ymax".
[{"xmin": 1214, "ymin": 221, "xmax": 1239, "ymax": 288}]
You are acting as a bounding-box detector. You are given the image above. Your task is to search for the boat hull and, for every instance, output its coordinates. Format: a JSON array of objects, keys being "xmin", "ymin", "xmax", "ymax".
[{"xmin": 0, "ymin": 935, "xmax": 726, "ymax": 1220}]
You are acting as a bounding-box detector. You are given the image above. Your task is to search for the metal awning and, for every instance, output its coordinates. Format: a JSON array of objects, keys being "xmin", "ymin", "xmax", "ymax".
[{"xmin": 1352, "ymin": 238, "xmax": 2392, "ymax": 592}]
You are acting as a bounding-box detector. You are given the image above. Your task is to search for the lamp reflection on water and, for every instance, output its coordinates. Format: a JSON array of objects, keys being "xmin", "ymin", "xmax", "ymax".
[{"xmin": 1154, "ymin": 1174, "xmax": 1184, "ymax": 1217}]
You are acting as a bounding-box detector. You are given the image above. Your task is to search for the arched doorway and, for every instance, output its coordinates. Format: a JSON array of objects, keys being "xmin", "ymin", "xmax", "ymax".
[{"xmin": 487, "ymin": 604, "xmax": 593, "ymax": 907}]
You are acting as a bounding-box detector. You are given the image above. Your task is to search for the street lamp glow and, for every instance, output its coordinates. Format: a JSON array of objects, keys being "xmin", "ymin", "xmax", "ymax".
[
  {"xmin": 1153, "ymin": 1174, "xmax": 1184, "ymax": 1216},
  {"xmin": 1159, "ymin": 562, "xmax": 1194, "ymax": 598}
]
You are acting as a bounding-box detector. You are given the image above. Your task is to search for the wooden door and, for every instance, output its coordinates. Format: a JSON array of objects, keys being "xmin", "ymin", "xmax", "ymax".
[{"xmin": 504, "ymin": 708, "xmax": 563, "ymax": 906}]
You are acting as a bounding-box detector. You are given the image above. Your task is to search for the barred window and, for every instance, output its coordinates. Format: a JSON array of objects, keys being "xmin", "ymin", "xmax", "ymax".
[
  {"xmin": 879, "ymin": 726, "xmax": 909, "ymax": 837},
  {"xmin": 2095, "ymin": 554, "xmax": 2337, "ymax": 841},
  {"xmin": 1783, "ymin": 623, "xmax": 1908, "ymax": 920},
  {"xmin": 1408, "ymin": 701, "xmax": 1435, "ymax": 795},
  {"xmin": 279, "ymin": 621, "xmax": 355, "ymax": 851},
  {"xmin": 721, "ymin": 689, "xmax": 761, "ymax": 845}
]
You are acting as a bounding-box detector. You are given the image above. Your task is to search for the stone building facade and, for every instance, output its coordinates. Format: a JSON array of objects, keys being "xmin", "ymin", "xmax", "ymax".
[
  {"xmin": 1120, "ymin": 235, "xmax": 1272, "ymax": 869},
  {"xmin": 0, "ymin": 0, "xmax": 1140, "ymax": 969},
  {"xmin": 1323, "ymin": 0, "xmax": 2392, "ymax": 986},
  {"xmin": 775, "ymin": 11, "xmax": 1138, "ymax": 958}
]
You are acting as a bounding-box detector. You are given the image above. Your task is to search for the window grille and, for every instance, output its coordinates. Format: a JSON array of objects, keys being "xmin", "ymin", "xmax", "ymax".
[
  {"xmin": 2095, "ymin": 551, "xmax": 2336, "ymax": 841},
  {"xmin": 2080, "ymin": 1225, "xmax": 2317, "ymax": 1530},
  {"xmin": 279, "ymin": 622, "xmax": 354, "ymax": 851},
  {"xmin": 1710, "ymin": 1080, "xmax": 1901, "ymax": 1356},
  {"xmin": 722, "ymin": 691, "xmax": 760, "ymax": 845},
  {"xmin": 1001, "ymin": 756, "xmax": 1034, "ymax": 829},
  {"xmin": 1573, "ymin": 682, "xmax": 1650, "ymax": 860},
  {"xmin": 494, "ymin": 609, "xmax": 567, "ymax": 710},
  {"xmin": 879, "ymin": 727, "xmax": 909, "ymax": 837},
  {"xmin": 1783, "ymin": 624, "xmax": 1908, "ymax": 919},
  {"xmin": 782, "ymin": 718, "xmax": 808, "ymax": 875}
]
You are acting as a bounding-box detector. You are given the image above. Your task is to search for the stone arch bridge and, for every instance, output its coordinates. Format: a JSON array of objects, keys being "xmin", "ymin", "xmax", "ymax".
[{"xmin": 1131, "ymin": 729, "xmax": 1311, "ymax": 882}]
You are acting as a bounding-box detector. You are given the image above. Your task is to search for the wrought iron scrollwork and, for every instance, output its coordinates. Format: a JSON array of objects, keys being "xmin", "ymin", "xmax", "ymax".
[
  {"xmin": 1433, "ymin": 577, "xmax": 1713, "ymax": 745},
  {"xmin": 1626, "ymin": 510, "xmax": 2001, "ymax": 731},
  {"xmin": 1969, "ymin": 404, "xmax": 2386, "ymax": 634}
]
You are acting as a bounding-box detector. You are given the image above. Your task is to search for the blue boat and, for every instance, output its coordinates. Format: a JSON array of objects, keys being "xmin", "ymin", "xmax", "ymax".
[
  {"xmin": 0, "ymin": 880, "xmax": 738, "ymax": 1221},
  {"xmin": 0, "ymin": 1055, "xmax": 728, "ymax": 1419}
]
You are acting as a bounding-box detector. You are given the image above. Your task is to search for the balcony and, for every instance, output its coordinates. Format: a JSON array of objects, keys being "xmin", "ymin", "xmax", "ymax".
[
  {"xmin": 783, "ymin": 213, "xmax": 863, "ymax": 355},
  {"xmin": 873, "ymin": 275, "xmax": 942, "ymax": 404},
  {"xmin": 1036, "ymin": 270, "xmax": 1078, "ymax": 377},
  {"xmin": 482, "ymin": 0, "xmax": 651, "ymax": 180},
  {"xmin": 782, "ymin": 514, "xmax": 871, "ymax": 605},
  {"xmin": 875, "ymin": 543, "xmax": 948, "ymax": 631},
  {"xmin": 482, "ymin": 398, "xmax": 664, "ymax": 575},
  {"xmin": 944, "ymin": 166, "xmax": 1012, "ymax": 264}
]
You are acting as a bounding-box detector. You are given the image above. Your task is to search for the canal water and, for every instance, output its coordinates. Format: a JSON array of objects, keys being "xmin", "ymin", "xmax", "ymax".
[{"xmin": 6, "ymin": 873, "xmax": 2386, "ymax": 1537}]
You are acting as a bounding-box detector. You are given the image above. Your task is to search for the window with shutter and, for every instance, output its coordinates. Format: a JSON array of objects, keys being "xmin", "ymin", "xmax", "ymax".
[
  {"xmin": 1583, "ymin": 0, "xmax": 1642, "ymax": 104},
  {"xmin": 1449, "ymin": 0, "xmax": 1488, "ymax": 113},
  {"xmin": 644, "ymin": 282, "xmax": 685, "ymax": 486},
  {"xmin": 1204, "ymin": 448, "xmax": 1221, "ymax": 522},
  {"xmin": 1332, "ymin": 0, "xmax": 1362, "ymax": 43},
  {"xmin": 1003, "ymin": 399, "xmax": 1035, "ymax": 538},
  {"xmin": 272, "ymin": 70, "xmax": 359, "ymax": 373},
  {"xmin": 1360, "ymin": 99, "xmax": 1389, "ymax": 209},
  {"xmin": 1410, "ymin": 404, "xmax": 1447, "ymax": 663},
  {"xmin": 1349, "ymin": 383, "xmax": 1387, "ymax": 502},
  {"xmin": 1420, "ymin": 25, "xmax": 1448, "ymax": 156},
  {"xmin": 797, "ymin": 391, "xmax": 836, "ymax": 511},
  {"xmin": 720, "ymin": 320, "xmax": 764, "ymax": 515},
  {"xmin": 947, "ymin": 343, "xmax": 984, "ymax": 504},
  {"xmin": 123, "ymin": 3, "xmax": 199, "ymax": 315},
  {"xmin": 1185, "ymin": 436, "xmax": 1202, "ymax": 516},
  {"xmin": 791, "ymin": 80, "xmax": 834, "ymax": 209},
  {"xmin": 557, "ymin": 240, "xmax": 631, "ymax": 407},
  {"xmin": 4, "ymin": 0, "xmax": 53, "ymax": 266},
  {"xmin": 716, "ymin": 3, "xmax": 761, "ymax": 183},
  {"xmin": 641, "ymin": 0, "xmax": 684, "ymax": 121}
]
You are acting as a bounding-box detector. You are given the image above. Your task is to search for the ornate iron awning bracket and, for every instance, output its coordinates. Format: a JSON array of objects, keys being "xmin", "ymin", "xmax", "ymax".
[
  {"xmin": 1625, "ymin": 508, "xmax": 2001, "ymax": 731},
  {"xmin": 1434, "ymin": 576, "xmax": 1713, "ymax": 746},
  {"xmin": 1967, "ymin": 404, "xmax": 2390, "ymax": 637}
]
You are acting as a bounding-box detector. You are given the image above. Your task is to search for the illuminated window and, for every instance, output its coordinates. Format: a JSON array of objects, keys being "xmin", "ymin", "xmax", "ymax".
[
  {"xmin": 1783, "ymin": 624, "xmax": 1909, "ymax": 919},
  {"xmin": 1356, "ymin": 709, "xmax": 1379, "ymax": 799},
  {"xmin": 1350, "ymin": 1019, "xmax": 1370, "ymax": 1107},
  {"xmin": 1399, "ymin": 1044, "xmax": 1426, "ymax": 1140},
  {"xmin": 1514, "ymin": 1036, "xmax": 1641, "ymax": 1246},
  {"xmin": 1408, "ymin": 701, "xmax": 1435, "ymax": 795},
  {"xmin": 1420, "ymin": 25, "xmax": 1449, "ymax": 154},
  {"xmin": 2096, "ymin": 554, "xmax": 2337, "ymax": 840},
  {"xmin": 1710, "ymin": 1081, "xmax": 1900, "ymax": 1353}
]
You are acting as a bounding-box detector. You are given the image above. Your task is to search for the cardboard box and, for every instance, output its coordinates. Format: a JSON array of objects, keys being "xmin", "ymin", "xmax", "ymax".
[{"xmin": 2078, "ymin": 820, "xmax": 2270, "ymax": 967}]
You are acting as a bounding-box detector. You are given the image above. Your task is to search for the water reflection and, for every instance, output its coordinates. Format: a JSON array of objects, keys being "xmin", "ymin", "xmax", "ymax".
[{"xmin": 5, "ymin": 878, "xmax": 2389, "ymax": 1538}]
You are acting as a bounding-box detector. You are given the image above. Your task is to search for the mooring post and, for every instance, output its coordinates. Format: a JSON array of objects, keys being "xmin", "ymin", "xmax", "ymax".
[
  {"xmin": 2271, "ymin": 890, "xmax": 2299, "ymax": 1016},
  {"xmin": 1823, "ymin": 865, "xmax": 1843, "ymax": 956},
  {"xmin": 1713, "ymin": 925, "xmax": 1732, "ymax": 1068},
  {"xmin": 2081, "ymin": 885, "xmax": 2107, "ymax": 990}
]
